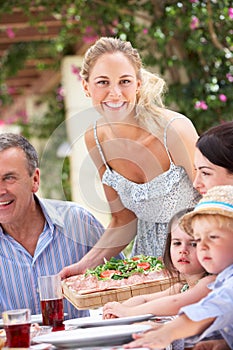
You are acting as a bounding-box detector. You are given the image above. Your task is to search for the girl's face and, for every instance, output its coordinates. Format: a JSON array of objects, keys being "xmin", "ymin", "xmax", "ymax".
[
  {"xmin": 193, "ymin": 217, "xmax": 233, "ymax": 274},
  {"xmin": 82, "ymin": 52, "xmax": 141, "ymax": 122},
  {"xmin": 170, "ymin": 220, "xmax": 205, "ymax": 277},
  {"xmin": 193, "ymin": 148, "xmax": 233, "ymax": 195}
]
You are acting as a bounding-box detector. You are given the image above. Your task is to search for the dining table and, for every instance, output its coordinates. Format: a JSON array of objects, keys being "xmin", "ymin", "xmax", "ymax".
[
  {"xmin": 29, "ymin": 308, "xmax": 177, "ymax": 350},
  {"xmin": 1, "ymin": 308, "xmax": 176, "ymax": 350}
]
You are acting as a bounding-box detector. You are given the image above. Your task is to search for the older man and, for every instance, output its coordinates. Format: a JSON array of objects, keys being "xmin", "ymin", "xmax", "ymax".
[{"xmin": 0, "ymin": 133, "xmax": 115, "ymax": 319}]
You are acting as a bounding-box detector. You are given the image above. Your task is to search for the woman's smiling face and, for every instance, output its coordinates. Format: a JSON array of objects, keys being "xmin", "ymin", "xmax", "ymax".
[
  {"xmin": 82, "ymin": 52, "xmax": 141, "ymax": 122},
  {"xmin": 193, "ymin": 148, "xmax": 233, "ymax": 195}
]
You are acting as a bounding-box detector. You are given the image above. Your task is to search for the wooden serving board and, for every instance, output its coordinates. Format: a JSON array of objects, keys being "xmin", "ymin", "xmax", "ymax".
[{"xmin": 62, "ymin": 278, "xmax": 173, "ymax": 310}]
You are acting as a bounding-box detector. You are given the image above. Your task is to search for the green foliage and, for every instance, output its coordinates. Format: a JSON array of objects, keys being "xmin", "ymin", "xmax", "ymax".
[
  {"xmin": 0, "ymin": 0, "xmax": 232, "ymax": 133},
  {"xmin": 18, "ymin": 89, "xmax": 72, "ymax": 201},
  {"xmin": 20, "ymin": 91, "xmax": 65, "ymax": 139}
]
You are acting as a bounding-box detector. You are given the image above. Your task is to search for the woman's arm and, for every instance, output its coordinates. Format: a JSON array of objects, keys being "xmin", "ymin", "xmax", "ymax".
[
  {"xmin": 60, "ymin": 127, "xmax": 138, "ymax": 278},
  {"xmin": 166, "ymin": 113, "xmax": 199, "ymax": 181},
  {"xmin": 103, "ymin": 275, "xmax": 215, "ymax": 318}
]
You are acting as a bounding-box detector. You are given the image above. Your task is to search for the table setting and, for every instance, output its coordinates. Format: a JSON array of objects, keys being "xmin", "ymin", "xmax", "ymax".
[
  {"xmin": 0, "ymin": 304, "xmax": 173, "ymax": 350},
  {"xmin": 30, "ymin": 307, "xmax": 154, "ymax": 349},
  {"xmin": 0, "ymin": 262, "xmax": 177, "ymax": 350}
]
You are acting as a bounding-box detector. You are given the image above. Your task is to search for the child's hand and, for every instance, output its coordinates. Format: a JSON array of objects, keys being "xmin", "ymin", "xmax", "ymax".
[
  {"xmin": 123, "ymin": 327, "xmax": 172, "ymax": 349},
  {"xmin": 103, "ymin": 301, "xmax": 133, "ymax": 319}
]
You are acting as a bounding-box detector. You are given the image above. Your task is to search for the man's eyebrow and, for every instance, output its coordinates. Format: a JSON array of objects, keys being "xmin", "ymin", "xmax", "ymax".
[{"xmin": 2, "ymin": 171, "xmax": 16, "ymax": 176}]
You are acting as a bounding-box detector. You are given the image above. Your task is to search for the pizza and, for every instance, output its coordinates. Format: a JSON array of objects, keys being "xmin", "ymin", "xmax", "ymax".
[{"xmin": 63, "ymin": 255, "xmax": 167, "ymax": 295}]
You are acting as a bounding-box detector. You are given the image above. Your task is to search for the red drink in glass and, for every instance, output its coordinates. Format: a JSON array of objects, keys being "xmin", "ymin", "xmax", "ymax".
[
  {"xmin": 4, "ymin": 323, "xmax": 31, "ymax": 347},
  {"xmin": 40, "ymin": 298, "xmax": 64, "ymax": 331}
]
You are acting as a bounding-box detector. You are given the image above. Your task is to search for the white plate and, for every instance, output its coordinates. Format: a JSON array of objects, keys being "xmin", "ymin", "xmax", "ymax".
[
  {"xmin": 63, "ymin": 313, "xmax": 154, "ymax": 328},
  {"xmin": 33, "ymin": 324, "xmax": 151, "ymax": 348},
  {"xmin": 0, "ymin": 314, "xmax": 43, "ymax": 327}
]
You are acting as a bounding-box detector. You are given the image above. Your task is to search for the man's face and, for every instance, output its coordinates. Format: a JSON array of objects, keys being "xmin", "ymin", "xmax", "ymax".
[{"xmin": 0, "ymin": 147, "xmax": 39, "ymax": 226}]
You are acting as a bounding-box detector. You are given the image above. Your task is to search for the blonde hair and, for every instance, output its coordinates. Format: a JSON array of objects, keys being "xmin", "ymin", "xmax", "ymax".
[
  {"xmin": 192, "ymin": 214, "xmax": 233, "ymax": 233},
  {"xmin": 81, "ymin": 37, "xmax": 167, "ymax": 136}
]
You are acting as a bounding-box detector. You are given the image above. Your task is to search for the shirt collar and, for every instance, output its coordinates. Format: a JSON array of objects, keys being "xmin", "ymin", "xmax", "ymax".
[
  {"xmin": 36, "ymin": 195, "xmax": 64, "ymax": 230},
  {"xmin": 211, "ymin": 264, "xmax": 233, "ymax": 289}
]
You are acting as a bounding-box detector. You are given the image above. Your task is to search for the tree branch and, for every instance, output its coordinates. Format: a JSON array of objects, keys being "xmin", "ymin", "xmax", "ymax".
[{"xmin": 206, "ymin": 0, "xmax": 233, "ymax": 63}]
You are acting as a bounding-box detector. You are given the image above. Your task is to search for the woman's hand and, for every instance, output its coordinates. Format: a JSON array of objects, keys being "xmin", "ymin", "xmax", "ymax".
[{"xmin": 59, "ymin": 262, "xmax": 84, "ymax": 280}]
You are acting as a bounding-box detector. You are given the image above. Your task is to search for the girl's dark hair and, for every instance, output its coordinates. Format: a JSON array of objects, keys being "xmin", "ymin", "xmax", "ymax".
[
  {"xmin": 196, "ymin": 121, "xmax": 233, "ymax": 174},
  {"xmin": 163, "ymin": 207, "xmax": 194, "ymax": 280}
]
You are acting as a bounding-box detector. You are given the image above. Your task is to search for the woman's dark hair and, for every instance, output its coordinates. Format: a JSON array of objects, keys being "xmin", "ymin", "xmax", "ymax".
[
  {"xmin": 163, "ymin": 207, "xmax": 194, "ymax": 280},
  {"xmin": 196, "ymin": 121, "xmax": 233, "ymax": 174}
]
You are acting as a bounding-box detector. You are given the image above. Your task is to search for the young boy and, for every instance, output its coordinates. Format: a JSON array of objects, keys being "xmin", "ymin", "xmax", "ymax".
[{"xmin": 124, "ymin": 185, "xmax": 233, "ymax": 350}]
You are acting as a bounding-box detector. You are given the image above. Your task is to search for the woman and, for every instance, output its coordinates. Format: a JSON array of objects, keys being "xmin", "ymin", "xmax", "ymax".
[
  {"xmin": 61, "ymin": 37, "xmax": 200, "ymax": 277},
  {"xmin": 193, "ymin": 121, "xmax": 233, "ymax": 194}
]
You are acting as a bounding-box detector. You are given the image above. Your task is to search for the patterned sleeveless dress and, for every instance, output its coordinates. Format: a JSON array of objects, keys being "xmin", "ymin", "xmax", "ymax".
[{"xmin": 94, "ymin": 117, "xmax": 201, "ymax": 257}]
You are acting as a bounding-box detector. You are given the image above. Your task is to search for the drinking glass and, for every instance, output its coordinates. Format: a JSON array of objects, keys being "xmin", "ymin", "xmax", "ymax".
[
  {"xmin": 2, "ymin": 308, "xmax": 31, "ymax": 348},
  {"xmin": 38, "ymin": 274, "xmax": 64, "ymax": 331}
]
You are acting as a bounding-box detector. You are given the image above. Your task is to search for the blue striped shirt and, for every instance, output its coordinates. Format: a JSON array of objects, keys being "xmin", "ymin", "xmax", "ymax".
[{"xmin": 0, "ymin": 196, "xmax": 106, "ymax": 319}]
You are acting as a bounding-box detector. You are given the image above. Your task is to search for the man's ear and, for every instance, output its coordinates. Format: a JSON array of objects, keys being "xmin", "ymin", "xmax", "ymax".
[{"xmin": 32, "ymin": 168, "xmax": 40, "ymax": 193}]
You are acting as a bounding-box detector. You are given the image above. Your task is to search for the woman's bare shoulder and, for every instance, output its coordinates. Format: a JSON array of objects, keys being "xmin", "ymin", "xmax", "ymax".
[{"xmin": 165, "ymin": 110, "xmax": 197, "ymax": 132}]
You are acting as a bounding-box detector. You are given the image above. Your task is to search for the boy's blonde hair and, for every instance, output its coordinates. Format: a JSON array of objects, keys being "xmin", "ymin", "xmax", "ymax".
[
  {"xmin": 191, "ymin": 214, "xmax": 233, "ymax": 234},
  {"xmin": 180, "ymin": 185, "xmax": 233, "ymax": 236}
]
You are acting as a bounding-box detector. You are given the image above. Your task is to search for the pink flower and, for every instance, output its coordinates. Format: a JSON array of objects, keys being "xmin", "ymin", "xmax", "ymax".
[
  {"xmin": 83, "ymin": 35, "xmax": 98, "ymax": 44},
  {"xmin": 195, "ymin": 100, "xmax": 208, "ymax": 110},
  {"xmin": 229, "ymin": 8, "xmax": 233, "ymax": 19},
  {"xmin": 143, "ymin": 28, "xmax": 148, "ymax": 34},
  {"xmin": 6, "ymin": 27, "xmax": 15, "ymax": 39},
  {"xmin": 219, "ymin": 94, "xmax": 227, "ymax": 102},
  {"xmin": 85, "ymin": 26, "xmax": 93, "ymax": 33},
  {"xmin": 226, "ymin": 73, "xmax": 233, "ymax": 82},
  {"xmin": 0, "ymin": 120, "xmax": 5, "ymax": 126},
  {"xmin": 71, "ymin": 64, "xmax": 82, "ymax": 80},
  {"xmin": 7, "ymin": 86, "xmax": 16, "ymax": 95},
  {"xmin": 71, "ymin": 64, "xmax": 80, "ymax": 75},
  {"xmin": 190, "ymin": 16, "xmax": 199, "ymax": 30},
  {"xmin": 190, "ymin": 0, "xmax": 198, "ymax": 2},
  {"xmin": 112, "ymin": 19, "xmax": 119, "ymax": 26},
  {"xmin": 57, "ymin": 86, "xmax": 65, "ymax": 101}
]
